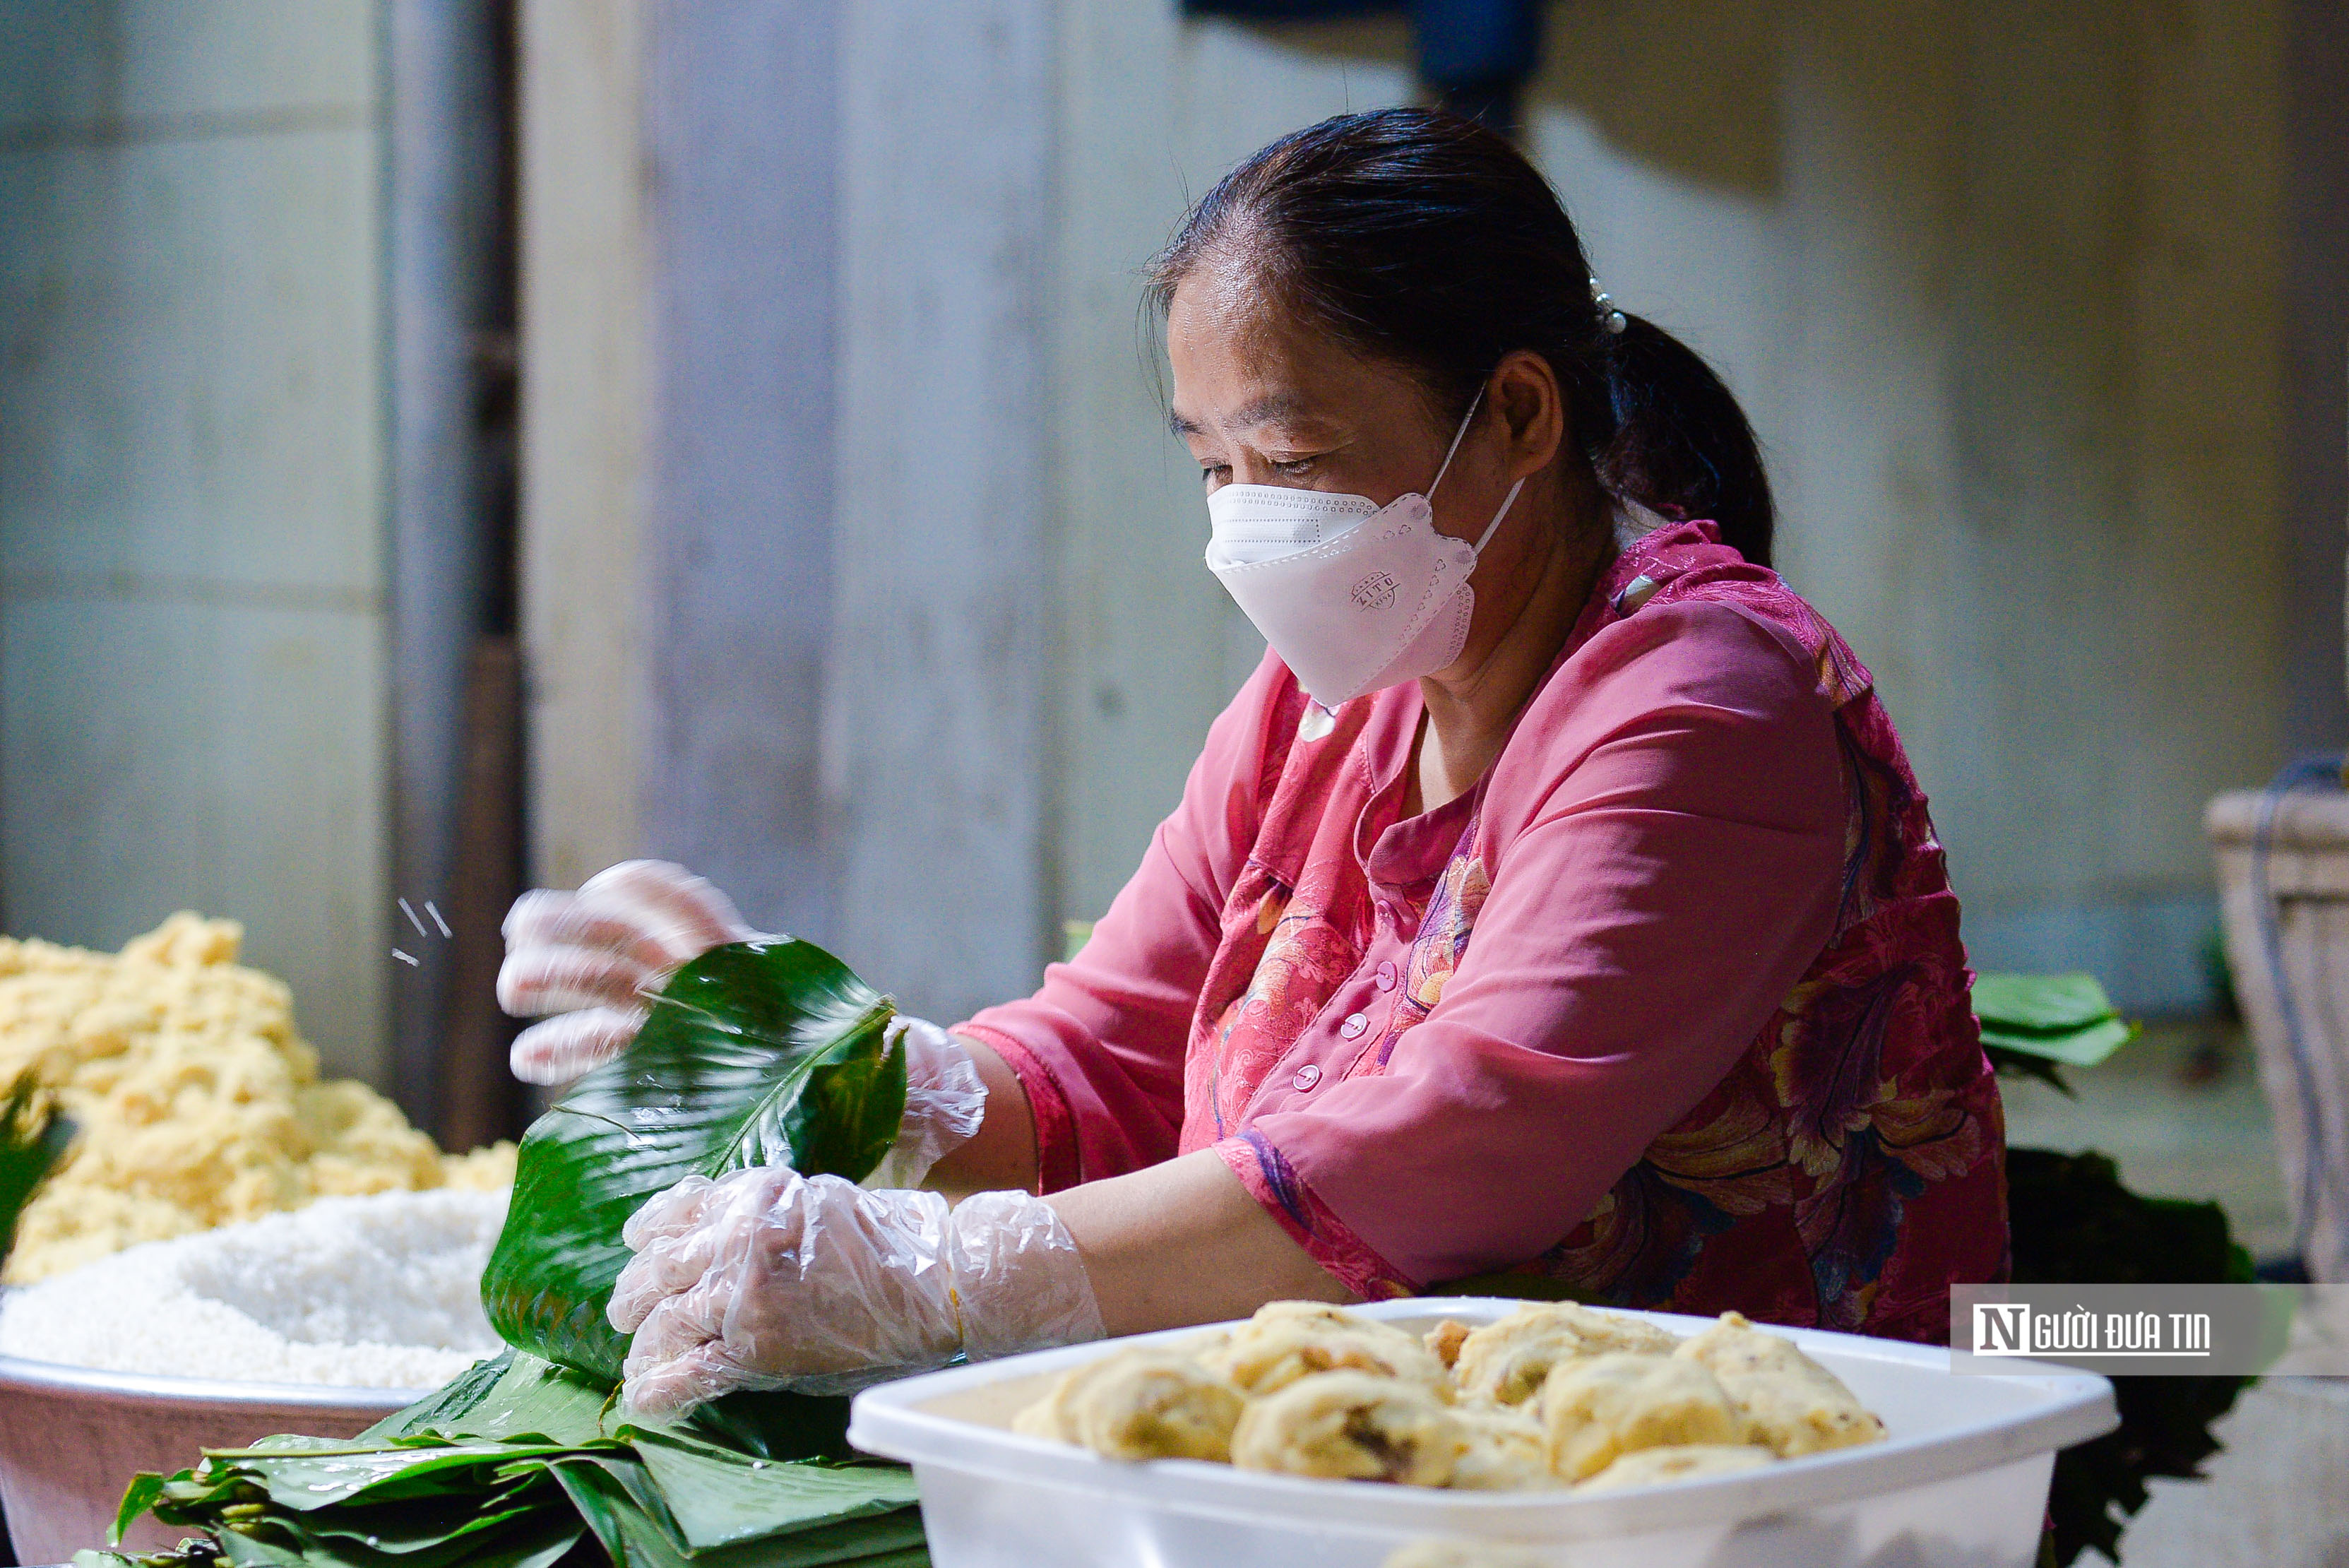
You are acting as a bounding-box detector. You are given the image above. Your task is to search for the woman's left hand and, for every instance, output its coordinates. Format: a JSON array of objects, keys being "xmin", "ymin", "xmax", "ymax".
[
  {"xmin": 499, "ymin": 860, "xmax": 757, "ymax": 1083},
  {"xmin": 607, "ymin": 1168, "xmax": 1104, "ymax": 1418}
]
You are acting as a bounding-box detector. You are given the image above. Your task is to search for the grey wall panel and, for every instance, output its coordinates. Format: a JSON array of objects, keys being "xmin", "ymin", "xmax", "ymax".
[
  {"xmin": 518, "ymin": 0, "xmax": 649, "ymax": 892},
  {"xmin": 831, "ymin": 0, "xmax": 1057, "ymax": 1022},
  {"xmin": 638, "ymin": 0, "xmax": 843, "ymax": 944}
]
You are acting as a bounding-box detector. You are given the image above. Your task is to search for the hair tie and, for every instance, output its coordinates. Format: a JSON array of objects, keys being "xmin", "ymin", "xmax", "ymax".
[{"xmin": 1589, "ymin": 278, "xmax": 1629, "ymax": 335}]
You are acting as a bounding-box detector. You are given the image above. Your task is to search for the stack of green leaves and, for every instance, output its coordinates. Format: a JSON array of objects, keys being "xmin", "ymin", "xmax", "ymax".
[
  {"xmin": 1973, "ymin": 972, "xmax": 2138, "ymax": 1094},
  {"xmin": 84, "ymin": 1351, "xmax": 923, "ymax": 1568},
  {"xmin": 90, "ymin": 939, "xmax": 931, "ymax": 1568}
]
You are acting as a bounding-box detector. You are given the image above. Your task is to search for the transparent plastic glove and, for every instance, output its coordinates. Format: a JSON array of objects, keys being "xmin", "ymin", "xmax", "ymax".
[
  {"xmin": 499, "ymin": 860, "xmax": 757, "ymax": 1084},
  {"xmin": 862, "ymin": 1017, "xmax": 987, "ymax": 1191},
  {"xmin": 607, "ymin": 1168, "xmax": 1104, "ymax": 1418},
  {"xmin": 501, "ymin": 860, "xmax": 984, "ymax": 1178}
]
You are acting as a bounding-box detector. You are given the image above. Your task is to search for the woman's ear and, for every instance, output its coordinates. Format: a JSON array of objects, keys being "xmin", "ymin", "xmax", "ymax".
[{"xmin": 1491, "ymin": 348, "xmax": 1565, "ymax": 480}]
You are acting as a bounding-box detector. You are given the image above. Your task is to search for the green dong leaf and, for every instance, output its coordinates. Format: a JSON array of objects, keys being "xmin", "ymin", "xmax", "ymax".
[
  {"xmin": 481, "ymin": 939, "xmax": 909, "ymax": 1386},
  {"xmin": 1980, "ymin": 1016, "xmax": 2136, "ymax": 1069},
  {"xmin": 1971, "ymin": 973, "xmax": 2119, "ymax": 1035}
]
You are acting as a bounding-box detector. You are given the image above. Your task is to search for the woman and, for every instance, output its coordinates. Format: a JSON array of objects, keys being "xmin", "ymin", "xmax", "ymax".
[{"xmin": 502, "ymin": 109, "xmax": 2005, "ymax": 1418}]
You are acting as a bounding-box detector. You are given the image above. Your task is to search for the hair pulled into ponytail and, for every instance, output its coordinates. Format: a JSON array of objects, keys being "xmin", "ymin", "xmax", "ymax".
[
  {"xmin": 1587, "ymin": 313, "xmax": 1774, "ymax": 564},
  {"xmin": 1148, "ymin": 108, "xmax": 1774, "ymax": 569}
]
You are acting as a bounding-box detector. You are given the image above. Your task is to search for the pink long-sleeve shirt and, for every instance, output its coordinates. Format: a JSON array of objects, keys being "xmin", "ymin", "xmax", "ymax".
[{"xmin": 961, "ymin": 521, "xmax": 2006, "ymax": 1341}]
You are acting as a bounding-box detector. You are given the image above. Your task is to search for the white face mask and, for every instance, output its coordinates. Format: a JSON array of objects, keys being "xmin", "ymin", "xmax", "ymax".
[{"xmin": 1203, "ymin": 388, "xmax": 1526, "ymax": 710}]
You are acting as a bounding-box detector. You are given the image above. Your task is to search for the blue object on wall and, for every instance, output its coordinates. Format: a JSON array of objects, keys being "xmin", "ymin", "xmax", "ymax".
[{"xmin": 1181, "ymin": 0, "xmax": 1544, "ymax": 131}]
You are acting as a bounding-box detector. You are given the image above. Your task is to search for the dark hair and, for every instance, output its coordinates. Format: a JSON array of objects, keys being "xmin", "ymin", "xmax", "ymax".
[{"xmin": 1147, "ymin": 108, "xmax": 1774, "ymax": 568}]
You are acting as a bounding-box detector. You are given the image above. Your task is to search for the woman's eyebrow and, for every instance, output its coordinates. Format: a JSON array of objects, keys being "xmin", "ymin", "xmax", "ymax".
[
  {"xmin": 1227, "ymin": 390, "xmax": 1304, "ymax": 430},
  {"xmin": 1167, "ymin": 391, "xmax": 1307, "ymax": 439}
]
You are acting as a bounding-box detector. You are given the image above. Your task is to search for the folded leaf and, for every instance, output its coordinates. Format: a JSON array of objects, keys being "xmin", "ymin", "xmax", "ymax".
[
  {"xmin": 211, "ymin": 1531, "xmax": 312, "ymax": 1568},
  {"xmin": 124, "ymin": 1425, "xmax": 925, "ymax": 1568},
  {"xmin": 671, "ymin": 1386, "xmax": 858, "ymax": 1462},
  {"xmin": 1978, "ymin": 1016, "xmax": 2136, "ymax": 1068},
  {"xmin": 713, "ymin": 1516, "xmax": 930, "ymax": 1568},
  {"xmin": 482, "ymin": 938, "xmax": 908, "ymax": 1384},
  {"xmin": 414, "ymin": 1509, "xmax": 581, "ymax": 1568},
  {"xmin": 359, "ymin": 1353, "xmax": 528, "ymax": 1442},
  {"xmin": 301, "ymin": 1498, "xmax": 549, "ymax": 1559},
  {"xmin": 583, "ymin": 1489, "xmax": 925, "ymax": 1568},
  {"xmin": 193, "ymin": 1442, "xmax": 602, "ymax": 1511},
  {"xmin": 111, "ymin": 1473, "xmax": 170, "ymax": 1545},
  {"xmin": 547, "ymin": 1458, "xmax": 658, "ymax": 1567},
  {"xmin": 1971, "ymin": 972, "xmax": 2118, "ymax": 1034}
]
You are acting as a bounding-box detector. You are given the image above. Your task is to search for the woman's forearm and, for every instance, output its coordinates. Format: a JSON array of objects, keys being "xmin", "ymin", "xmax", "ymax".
[
  {"xmin": 1047, "ymin": 1148, "xmax": 1354, "ymax": 1335},
  {"xmin": 927, "ymin": 1035, "xmax": 1042, "ymax": 1195},
  {"xmin": 930, "ymin": 1042, "xmax": 1350, "ymax": 1334}
]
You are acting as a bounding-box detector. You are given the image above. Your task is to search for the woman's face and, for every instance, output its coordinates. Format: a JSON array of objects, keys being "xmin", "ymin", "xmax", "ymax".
[{"xmin": 1165, "ymin": 259, "xmax": 1557, "ymax": 554}]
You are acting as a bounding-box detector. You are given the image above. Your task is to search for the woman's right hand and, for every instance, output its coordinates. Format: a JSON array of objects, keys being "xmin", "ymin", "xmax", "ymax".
[
  {"xmin": 498, "ymin": 860, "xmax": 756, "ymax": 1084},
  {"xmin": 606, "ymin": 1168, "xmax": 1102, "ymax": 1416}
]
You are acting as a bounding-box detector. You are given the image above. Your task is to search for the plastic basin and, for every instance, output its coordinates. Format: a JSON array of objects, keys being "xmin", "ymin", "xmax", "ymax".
[{"xmin": 848, "ymin": 1297, "xmax": 2117, "ymax": 1568}]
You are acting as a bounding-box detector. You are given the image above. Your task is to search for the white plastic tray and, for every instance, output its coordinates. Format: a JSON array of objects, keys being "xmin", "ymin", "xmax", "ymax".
[{"xmin": 849, "ymin": 1297, "xmax": 2117, "ymax": 1568}]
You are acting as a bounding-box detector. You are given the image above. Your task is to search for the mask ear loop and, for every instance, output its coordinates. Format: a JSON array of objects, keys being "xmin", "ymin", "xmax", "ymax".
[
  {"xmin": 1427, "ymin": 380, "xmax": 1526, "ymax": 559},
  {"xmin": 1425, "ymin": 383, "xmax": 1488, "ymax": 501},
  {"xmin": 1471, "ymin": 477, "xmax": 1527, "ymax": 556}
]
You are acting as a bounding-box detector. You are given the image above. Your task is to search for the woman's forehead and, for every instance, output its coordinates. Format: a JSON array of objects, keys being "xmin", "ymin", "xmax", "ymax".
[
  {"xmin": 1167, "ymin": 267, "xmax": 1301, "ymax": 375},
  {"xmin": 1166, "ymin": 272, "xmax": 1415, "ymax": 438}
]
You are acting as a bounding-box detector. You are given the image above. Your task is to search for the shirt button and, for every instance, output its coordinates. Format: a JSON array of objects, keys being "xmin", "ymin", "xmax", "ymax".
[
  {"xmin": 1292, "ymin": 1064, "xmax": 1323, "ymax": 1091},
  {"xmin": 1375, "ymin": 961, "xmax": 1398, "ymax": 992},
  {"xmin": 1339, "ymin": 1012, "xmax": 1369, "ymax": 1039}
]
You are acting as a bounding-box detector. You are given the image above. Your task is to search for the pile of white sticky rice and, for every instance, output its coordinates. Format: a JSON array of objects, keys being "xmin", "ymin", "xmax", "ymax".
[{"xmin": 0, "ymin": 1187, "xmax": 508, "ymax": 1389}]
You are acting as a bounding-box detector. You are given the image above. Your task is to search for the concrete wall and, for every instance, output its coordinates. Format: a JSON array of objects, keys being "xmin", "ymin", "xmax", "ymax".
[
  {"xmin": 1048, "ymin": 1, "xmax": 2291, "ymax": 1012},
  {"xmin": 831, "ymin": 2, "xmax": 1057, "ymax": 1021},
  {"xmin": 2282, "ymin": 0, "xmax": 2349, "ymax": 758},
  {"xmin": 518, "ymin": 0, "xmax": 650, "ymax": 896},
  {"xmin": 1754, "ymin": 0, "xmax": 2285, "ymax": 1009},
  {"xmin": 0, "ymin": 2, "xmax": 390, "ymax": 1079},
  {"xmin": 520, "ymin": 0, "xmax": 1057, "ymax": 1024},
  {"xmin": 638, "ymin": 0, "xmax": 844, "ymax": 949}
]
